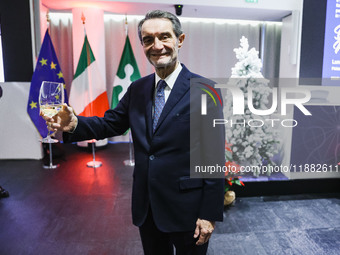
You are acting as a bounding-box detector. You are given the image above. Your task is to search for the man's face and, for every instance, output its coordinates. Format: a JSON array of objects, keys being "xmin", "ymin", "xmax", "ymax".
[{"xmin": 141, "ymin": 18, "xmax": 185, "ymax": 69}]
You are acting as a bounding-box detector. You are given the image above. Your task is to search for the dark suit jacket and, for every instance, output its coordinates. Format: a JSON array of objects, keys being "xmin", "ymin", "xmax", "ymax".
[{"xmin": 63, "ymin": 64, "xmax": 225, "ymax": 233}]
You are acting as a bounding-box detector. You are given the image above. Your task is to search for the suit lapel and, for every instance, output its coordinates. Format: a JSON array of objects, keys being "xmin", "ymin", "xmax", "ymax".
[
  {"xmin": 153, "ymin": 65, "xmax": 191, "ymax": 133},
  {"xmin": 145, "ymin": 74, "xmax": 155, "ymax": 138}
]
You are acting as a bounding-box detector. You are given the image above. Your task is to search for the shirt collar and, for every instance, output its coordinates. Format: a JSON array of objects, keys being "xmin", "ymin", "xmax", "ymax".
[{"xmin": 155, "ymin": 62, "xmax": 183, "ymax": 90}]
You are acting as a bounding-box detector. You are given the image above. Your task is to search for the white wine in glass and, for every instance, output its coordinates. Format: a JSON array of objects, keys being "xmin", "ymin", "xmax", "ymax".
[
  {"xmin": 39, "ymin": 81, "xmax": 64, "ymax": 143},
  {"xmin": 40, "ymin": 104, "xmax": 63, "ymax": 118},
  {"xmin": 39, "ymin": 81, "xmax": 64, "ymax": 169}
]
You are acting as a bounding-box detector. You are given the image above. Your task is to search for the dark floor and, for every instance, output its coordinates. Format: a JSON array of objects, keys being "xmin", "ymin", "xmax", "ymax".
[
  {"xmin": 211, "ymin": 194, "xmax": 340, "ymax": 255},
  {"xmin": 0, "ymin": 143, "xmax": 339, "ymax": 255}
]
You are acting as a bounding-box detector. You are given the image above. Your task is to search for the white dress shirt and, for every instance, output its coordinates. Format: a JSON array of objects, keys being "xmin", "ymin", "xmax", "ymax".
[{"xmin": 154, "ymin": 62, "xmax": 183, "ymax": 103}]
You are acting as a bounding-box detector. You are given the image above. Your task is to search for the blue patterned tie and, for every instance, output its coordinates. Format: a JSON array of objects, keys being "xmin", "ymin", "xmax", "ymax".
[{"xmin": 153, "ymin": 80, "xmax": 167, "ymax": 132}]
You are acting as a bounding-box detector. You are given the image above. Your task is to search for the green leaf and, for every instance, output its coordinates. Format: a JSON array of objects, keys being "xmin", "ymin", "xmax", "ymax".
[{"xmin": 235, "ymin": 179, "xmax": 241, "ymax": 186}]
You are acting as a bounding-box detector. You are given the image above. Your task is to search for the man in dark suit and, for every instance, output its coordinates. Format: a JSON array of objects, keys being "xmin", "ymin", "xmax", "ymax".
[{"xmin": 44, "ymin": 10, "xmax": 225, "ymax": 255}]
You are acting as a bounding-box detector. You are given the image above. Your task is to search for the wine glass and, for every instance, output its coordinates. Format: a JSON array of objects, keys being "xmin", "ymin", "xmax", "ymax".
[{"xmin": 39, "ymin": 81, "xmax": 64, "ymax": 169}]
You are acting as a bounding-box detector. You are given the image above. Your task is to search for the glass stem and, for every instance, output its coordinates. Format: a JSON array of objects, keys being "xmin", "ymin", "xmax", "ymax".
[{"xmin": 47, "ymin": 129, "xmax": 51, "ymax": 139}]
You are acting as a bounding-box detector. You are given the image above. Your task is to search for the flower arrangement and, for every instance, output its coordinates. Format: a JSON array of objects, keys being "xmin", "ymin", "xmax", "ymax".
[
  {"xmin": 224, "ymin": 142, "xmax": 245, "ymax": 192},
  {"xmin": 225, "ymin": 176, "xmax": 244, "ymax": 192}
]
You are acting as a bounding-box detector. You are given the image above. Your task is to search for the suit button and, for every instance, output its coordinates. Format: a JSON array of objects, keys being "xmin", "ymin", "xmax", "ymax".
[{"xmin": 149, "ymin": 155, "xmax": 155, "ymax": 160}]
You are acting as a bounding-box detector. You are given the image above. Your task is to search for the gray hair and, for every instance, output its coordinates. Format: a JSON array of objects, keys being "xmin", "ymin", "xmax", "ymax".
[{"xmin": 138, "ymin": 10, "xmax": 183, "ymax": 43}]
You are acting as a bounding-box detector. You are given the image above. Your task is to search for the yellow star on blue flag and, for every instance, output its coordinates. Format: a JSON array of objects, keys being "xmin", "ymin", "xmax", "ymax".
[
  {"xmin": 40, "ymin": 58, "xmax": 47, "ymax": 66},
  {"xmin": 29, "ymin": 101, "xmax": 37, "ymax": 109},
  {"xmin": 27, "ymin": 29, "xmax": 68, "ymax": 138}
]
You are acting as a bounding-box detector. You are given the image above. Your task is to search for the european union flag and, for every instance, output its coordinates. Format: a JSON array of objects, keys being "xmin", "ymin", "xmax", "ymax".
[{"xmin": 27, "ymin": 29, "xmax": 68, "ymax": 138}]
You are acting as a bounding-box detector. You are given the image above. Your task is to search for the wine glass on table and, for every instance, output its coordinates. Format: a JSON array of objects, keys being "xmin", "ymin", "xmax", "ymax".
[{"xmin": 39, "ymin": 81, "xmax": 64, "ymax": 169}]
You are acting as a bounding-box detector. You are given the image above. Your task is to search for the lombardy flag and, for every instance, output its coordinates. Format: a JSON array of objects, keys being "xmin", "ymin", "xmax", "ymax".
[
  {"xmin": 111, "ymin": 35, "xmax": 140, "ymax": 108},
  {"xmin": 69, "ymin": 35, "xmax": 109, "ymax": 117},
  {"xmin": 27, "ymin": 29, "xmax": 68, "ymax": 138}
]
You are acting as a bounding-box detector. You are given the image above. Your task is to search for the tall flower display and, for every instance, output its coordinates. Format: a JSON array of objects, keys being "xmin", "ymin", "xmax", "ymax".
[{"xmin": 225, "ymin": 36, "xmax": 280, "ymax": 174}]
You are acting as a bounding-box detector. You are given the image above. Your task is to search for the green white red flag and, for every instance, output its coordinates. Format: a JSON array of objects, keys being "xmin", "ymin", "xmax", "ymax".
[{"xmin": 70, "ymin": 35, "xmax": 109, "ymax": 117}]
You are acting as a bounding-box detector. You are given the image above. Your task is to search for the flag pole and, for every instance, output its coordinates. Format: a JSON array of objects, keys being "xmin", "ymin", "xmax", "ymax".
[
  {"xmin": 123, "ymin": 132, "xmax": 135, "ymax": 166},
  {"xmin": 125, "ymin": 14, "xmax": 128, "ymax": 36},
  {"xmin": 80, "ymin": 13, "xmax": 102, "ymax": 168},
  {"xmin": 46, "ymin": 10, "xmax": 50, "ymax": 34},
  {"xmin": 123, "ymin": 15, "xmax": 135, "ymax": 167},
  {"xmin": 81, "ymin": 12, "xmax": 86, "ymax": 35},
  {"xmin": 87, "ymin": 139, "xmax": 102, "ymax": 168}
]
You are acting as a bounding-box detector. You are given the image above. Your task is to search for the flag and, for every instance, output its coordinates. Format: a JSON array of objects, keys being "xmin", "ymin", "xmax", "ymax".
[
  {"xmin": 111, "ymin": 35, "xmax": 140, "ymax": 108},
  {"xmin": 27, "ymin": 29, "xmax": 68, "ymax": 138},
  {"xmin": 69, "ymin": 35, "xmax": 109, "ymax": 117}
]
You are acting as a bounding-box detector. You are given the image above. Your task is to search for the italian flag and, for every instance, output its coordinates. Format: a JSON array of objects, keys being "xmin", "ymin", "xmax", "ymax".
[
  {"xmin": 70, "ymin": 35, "xmax": 109, "ymax": 117},
  {"xmin": 111, "ymin": 35, "xmax": 141, "ymax": 108}
]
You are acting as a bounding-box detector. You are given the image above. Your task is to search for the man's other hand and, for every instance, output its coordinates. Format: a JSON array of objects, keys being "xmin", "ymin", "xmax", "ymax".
[{"xmin": 194, "ymin": 218, "xmax": 215, "ymax": 245}]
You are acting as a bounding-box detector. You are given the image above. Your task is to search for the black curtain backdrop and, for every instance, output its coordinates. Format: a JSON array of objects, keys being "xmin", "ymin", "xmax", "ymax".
[
  {"xmin": 0, "ymin": 0, "xmax": 34, "ymax": 81},
  {"xmin": 299, "ymin": 0, "xmax": 327, "ymax": 85}
]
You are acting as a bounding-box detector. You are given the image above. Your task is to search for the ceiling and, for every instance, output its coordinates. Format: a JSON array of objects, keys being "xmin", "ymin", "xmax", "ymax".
[{"xmin": 41, "ymin": 0, "xmax": 292, "ymax": 21}]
